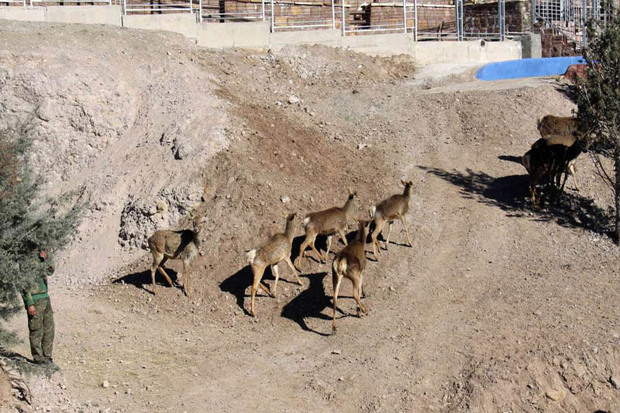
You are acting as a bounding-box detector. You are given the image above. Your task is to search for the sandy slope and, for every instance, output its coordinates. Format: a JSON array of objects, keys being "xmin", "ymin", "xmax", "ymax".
[{"xmin": 2, "ymin": 21, "xmax": 620, "ymax": 412}]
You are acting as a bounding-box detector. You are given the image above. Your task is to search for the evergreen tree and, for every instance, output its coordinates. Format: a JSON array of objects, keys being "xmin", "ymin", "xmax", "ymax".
[
  {"xmin": 0, "ymin": 124, "xmax": 81, "ymax": 346},
  {"xmin": 572, "ymin": 14, "xmax": 620, "ymax": 243}
]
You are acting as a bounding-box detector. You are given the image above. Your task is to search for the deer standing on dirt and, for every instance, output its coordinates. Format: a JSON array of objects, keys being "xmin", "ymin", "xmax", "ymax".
[
  {"xmin": 297, "ymin": 190, "xmax": 359, "ymax": 271},
  {"xmin": 331, "ymin": 219, "xmax": 371, "ymax": 334},
  {"xmin": 370, "ymin": 180, "xmax": 414, "ymax": 261},
  {"xmin": 246, "ymin": 213, "xmax": 303, "ymax": 317},
  {"xmin": 522, "ymin": 138, "xmax": 588, "ymax": 208},
  {"xmin": 535, "ymin": 115, "xmax": 587, "ymax": 191},
  {"xmin": 148, "ymin": 214, "xmax": 205, "ymax": 298}
]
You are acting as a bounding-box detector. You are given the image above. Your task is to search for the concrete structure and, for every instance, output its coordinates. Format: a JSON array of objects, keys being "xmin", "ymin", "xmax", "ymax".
[
  {"xmin": 0, "ymin": 5, "xmax": 120, "ymax": 25},
  {"xmin": 520, "ymin": 33, "xmax": 543, "ymax": 59},
  {"xmin": 123, "ymin": 13, "xmax": 198, "ymax": 39},
  {"xmin": 0, "ymin": 6, "xmax": 522, "ymax": 64},
  {"xmin": 197, "ymin": 21, "xmax": 270, "ymax": 47}
]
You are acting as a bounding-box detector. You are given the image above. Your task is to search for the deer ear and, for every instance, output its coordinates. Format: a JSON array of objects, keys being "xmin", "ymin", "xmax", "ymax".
[{"xmin": 401, "ymin": 179, "xmax": 407, "ymax": 186}]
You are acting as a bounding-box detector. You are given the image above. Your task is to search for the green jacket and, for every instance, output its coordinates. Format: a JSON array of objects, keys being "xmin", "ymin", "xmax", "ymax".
[{"xmin": 21, "ymin": 259, "xmax": 54, "ymax": 308}]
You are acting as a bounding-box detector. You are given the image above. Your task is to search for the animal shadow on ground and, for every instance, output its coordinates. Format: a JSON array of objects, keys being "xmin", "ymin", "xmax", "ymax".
[
  {"xmin": 113, "ymin": 269, "xmax": 181, "ymax": 295},
  {"xmin": 418, "ymin": 166, "xmax": 612, "ymax": 236},
  {"xmin": 281, "ymin": 271, "xmax": 343, "ymax": 337},
  {"xmin": 220, "ymin": 259, "xmax": 302, "ymax": 316},
  {"xmin": 498, "ymin": 155, "xmax": 523, "ymax": 165}
]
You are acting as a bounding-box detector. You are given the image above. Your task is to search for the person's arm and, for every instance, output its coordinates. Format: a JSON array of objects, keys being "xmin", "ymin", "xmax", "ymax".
[{"xmin": 21, "ymin": 290, "xmax": 36, "ymax": 316}]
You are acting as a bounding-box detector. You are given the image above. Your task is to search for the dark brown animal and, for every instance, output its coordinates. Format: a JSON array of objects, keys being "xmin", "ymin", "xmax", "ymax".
[
  {"xmin": 522, "ymin": 139, "xmax": 587, "ymax": 207},
  {"xmin": 331, "ymin": 219, "xmax": 370, "ymax": 333},
  {"xmin": 369, "ymin": 180, "xmax": 413, "ymax": 261},
  {"xmin": 246, "ymin": 213, "xmax": 302, "ymax": 317}
]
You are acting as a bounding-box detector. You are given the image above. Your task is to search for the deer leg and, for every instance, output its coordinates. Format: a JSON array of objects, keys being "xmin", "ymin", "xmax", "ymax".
[
  {"xmin": 359, "ymin": 271, "xmax": 367, "ymax": 298},
  {"xmin": 352, "ymin": 275, "xmax": 367, "ymax": 316},
  {"xmin": 338, "ymin": 229, "xmax": 348, "ymax": 246},
  {"xmin": 570, "ymin": 163, "xmax": 579, "ymax": 192},
  {"xmin": 324, "ymin": 235, "xmax": 333, "ymax": 262},
  {"xmin": 297, "ymin": 235, "xmax": 311, "ymax": 272},
  {"xmin": 371, "ymin": 220, "xmax": 386, "ymax": 261},
  {"xmin": 285, "ymin": 256, "xmax": 304, "ymax": 286},
  {"xmin": 157, "ymin": 266, "xmax": 175, "ymax": 288},
  {"xmin": 309, "ymin": 237, "xmax": 323, "ymax": 264},
  {"xmin": 150, "ymin": 258, "xmax": 159, "ymax": 295},
  {"xmin": 400, "ymin": 216, "xmax": 414, "ymax": 247},
  {"xmin": 384, "ymin": 222, "xmax": 393, "ymax": 250},
  {"xmin": 332, "ymin": 271, "xmax": 343, "ymax": 334},
  {"xmin": 270, "ymin": 264, "xmax": 280, "ymax": 297},
  {"xmin": 250, "ymin": 264, "xmax": 266, "ymax": 317},
  {"xmin": 183, "ymin": 259, "xmax": 191, "ymax": 299}
]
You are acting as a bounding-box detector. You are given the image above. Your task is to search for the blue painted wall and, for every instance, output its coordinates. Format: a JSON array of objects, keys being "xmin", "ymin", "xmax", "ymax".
[{"xmin": 476, "ymin": 56, "xmax": 585, "ymax": 81}]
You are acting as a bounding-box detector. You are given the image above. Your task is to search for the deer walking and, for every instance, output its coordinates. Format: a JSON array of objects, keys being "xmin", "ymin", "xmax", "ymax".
[
  {"xmin": 297, "ymin": 190, "xmax": 359, "ymax": 271},
  {"xmin": 148, "ymin": 214, "xmax": 204, "ymax": 298},
  {"xmin": 246, "ymin": 213, "xmax": 303, "ymax": 317},
  {"xmin": 331, "ymin": 219, "xmax": 371, "ymax": 333},
  {"xmin": 370, "ymin": 180, "xmax": 413, "ymax": 261}
]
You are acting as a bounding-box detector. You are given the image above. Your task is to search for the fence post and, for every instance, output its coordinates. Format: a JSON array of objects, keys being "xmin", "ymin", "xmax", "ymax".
[
  {"xmin": 403, "ymin": 0, "xmax": 407, "ymax": 33},
  {"xmin": 414, "ymin": 0, "xmax": 417, "ymax": 41},
  {"xmin": 499, "ymin": 0, "xmax": 505, "ymax": 40},
  {"xmin": 530, "ymin": 0, "xmax": 535, "ymax": 29},
  {"xmin": 262, "ymin": 0, "xmax": 265, "ymax": 21},
  {"xmin": 341, "ymin": 0, "xmax": 345, "ymax": 35},
  {"xmin": 455, "ymin": 0, "xmax": 463, "ymax": 41},
  {"xmin": 123, "ymin": 0, "xmax": 126, "ymax": 15},
  {"xmin": 271, "ymin": 0, "xmax": 275, "ymax": 32},
  {"xmin": 582, "ymin": 0, "xmax": 587, "ymax": 46},
  {"xmin": 200, "ymin": 0, "xmax": 203, "ymax": 22},
  {"xmin": 190, "ymin": 0, "xmax": 193, "ymax": 15},
  {"xmin": 331, "ymin": 0, "xmax": 336, "ymax": 30}
]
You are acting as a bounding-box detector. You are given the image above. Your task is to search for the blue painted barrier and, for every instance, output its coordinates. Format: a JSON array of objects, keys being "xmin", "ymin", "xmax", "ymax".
[{"xmin": 475, "ymin": 56, "xmax": 585, "ymax": 81}]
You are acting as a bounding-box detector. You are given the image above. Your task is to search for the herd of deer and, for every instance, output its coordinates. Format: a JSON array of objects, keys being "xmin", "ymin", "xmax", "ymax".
[{"xmin": 143, "ymin": 114, "xmax": 590, "ymax": 333}]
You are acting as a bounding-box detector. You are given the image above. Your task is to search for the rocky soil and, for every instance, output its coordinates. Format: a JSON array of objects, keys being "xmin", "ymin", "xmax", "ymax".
[{"xmin": 1, "ymin": 20, "xmax": 620, "ymax": 412}]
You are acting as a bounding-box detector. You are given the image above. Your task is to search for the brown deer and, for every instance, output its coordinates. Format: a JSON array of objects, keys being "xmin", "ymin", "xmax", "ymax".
[
  {"xmin": 246, "ymin": 213, "xmax": 303, "ymax": 317},
  {"xmin": 148, "ymin": 214, "xmax": 205, "ymax": 298},
  {"xmin": 522, "ymin": 138, "xmax": 588, "ymax": 208},
  {"xmin": 331, "ymin": 219, "xmax": 371, "ymax": 334},
  {"xmin": 297, "ymin": 190, "xmax": 359, "ymax": 271},
  {"xmin": 369, "ymin": 180, "xmax": 413, "ymax": 261},
  {"xmin": 535, "ymin": 115, "xmax": 586, "ymax": 191}
]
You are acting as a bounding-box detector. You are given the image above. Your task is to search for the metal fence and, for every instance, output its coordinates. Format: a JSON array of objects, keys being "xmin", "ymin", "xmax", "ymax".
[
  {"xmin": 532, "ymin": 0, "xmax": 615, "ymax": 48},
  {"xmin": 124, "ymin": 0, "xmax": 194, "ymax": 14}
]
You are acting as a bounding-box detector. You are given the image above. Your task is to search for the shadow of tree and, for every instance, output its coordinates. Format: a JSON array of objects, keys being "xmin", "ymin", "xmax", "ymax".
[
  {"xmin": 281, "ymin": 272, "xmax": 335, "ymax": 337},
  {"xmin": 113, "ymin": 269, "xmax": 181, "ymax": 295},
  {"xmin": 419, "ymin": 166, "xmax": 612, "ymax": 236}
]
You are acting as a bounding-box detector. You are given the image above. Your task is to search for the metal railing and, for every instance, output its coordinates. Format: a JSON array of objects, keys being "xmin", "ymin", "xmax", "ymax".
[
  {"xmin": 532, "ymin": 0, "xmax": 615, "ymax": 49},
  {"xmin": 30, "ymin": 0, "xmax": 111, "ymax": 4},
  {"xmin": 124, "ymin": 0, "xmax": 194, "ymax": 14},
  {"xmin": 198, "ymin": 0, "xmax": 265, "ymax": 22}
]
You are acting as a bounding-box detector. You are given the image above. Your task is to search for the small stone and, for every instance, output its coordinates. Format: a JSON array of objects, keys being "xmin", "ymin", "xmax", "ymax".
[
  {"xmin": 156, "ymin": 201, "xmax": 168, "ymax": 213},
  {"xmin": 126, "ymin": 389, "xmax": 132, "ymax": 395},
  {"xmin": 101, "ymin": 380, "xmax": 109, "ymax": 388},
  {"xmin": 610, "ymin": 376, "xmax": 620, "ymax": 389},
  {"xmin": 389, "ymin": 286, "xmax": 396, "ymax": 292},
  {"xmin": 288, "ymin": 96, "xmax": 300, "ymax": 104},
  {"xmin": 280, "ymin": 196, "xmax": 290, "ymax": 203},
  {"xmin": 331, "ymin": 350, "xmax": 341, "ymax": 355},
  {"xmin": 545, "ymin": 389, "xmax": 565, "ymax": 401},
  {"xmin": 338, "ymin": 377, "xmax": 344, "ymax": 381}
]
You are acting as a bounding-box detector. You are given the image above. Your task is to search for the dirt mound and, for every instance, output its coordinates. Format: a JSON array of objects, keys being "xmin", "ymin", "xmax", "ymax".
[{"xmin": 2, "ymin": 20, "xmax": 620, "ymax": 413}]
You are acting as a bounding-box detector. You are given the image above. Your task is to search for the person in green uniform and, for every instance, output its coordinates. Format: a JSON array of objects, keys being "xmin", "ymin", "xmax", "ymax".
[{"xmin": 21, "ymin": 250, "xmax": 57, "ymax": 368}]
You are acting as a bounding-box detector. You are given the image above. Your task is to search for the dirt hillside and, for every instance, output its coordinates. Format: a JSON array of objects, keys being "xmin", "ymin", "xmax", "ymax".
[{"xmin": 2, "ymin": 20, "xmax": 620, "ymax": 412}]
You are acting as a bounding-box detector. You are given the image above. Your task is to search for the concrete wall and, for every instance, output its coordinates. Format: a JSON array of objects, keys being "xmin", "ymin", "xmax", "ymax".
[
  {"xmin": 413, "ymin": 40, "xmax": 521, "ymax": 65},
  {"xmin": 46, "ymin": 5, "xmax": 121, "ymax": 26},
  {"xmin": 0, "ymin": 5, "xmax": 121, "ymax": 25},
  {"xmin": 123, "ymin": 13, "xmax": 198, "ymax": 39},
  {"xmin": 197, "ymin": 21, "xmax": 270, "ymax": 48},
  {"xmin": 270, "ymin": 29, "xmax": 340, "ymax": 49},
  {"xmin": 0, "ymin": 7, "xmax": 45, "ymax": 22},
  {"xmin": 340, "ymin": 33, "xmax": 413, "ymax": 57}
]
